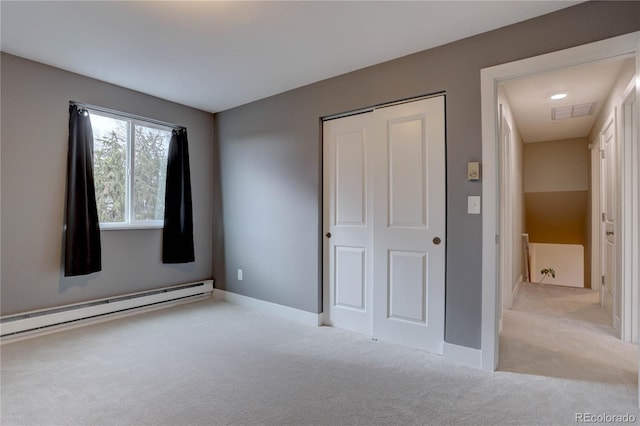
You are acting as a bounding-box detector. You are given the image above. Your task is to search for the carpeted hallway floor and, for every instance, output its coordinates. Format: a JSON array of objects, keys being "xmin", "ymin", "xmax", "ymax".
[
  {"xmin": 1, "ymin": 285, "xmax": 638, "ymax": 425},
  {"xmin": 500, "ymin": 281, "xmax": 637, "ymax": 385}
]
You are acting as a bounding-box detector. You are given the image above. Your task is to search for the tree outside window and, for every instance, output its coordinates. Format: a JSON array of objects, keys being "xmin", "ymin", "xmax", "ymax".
[{"xmin": 89, "ymin": 110, "xmax": 171, "ymax": 227}]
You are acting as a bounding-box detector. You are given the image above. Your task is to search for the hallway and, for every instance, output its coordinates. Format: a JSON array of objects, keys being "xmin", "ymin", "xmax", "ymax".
[{"xmin": 500, "ymin": 282, "xmax": 637, "ymax": 388}]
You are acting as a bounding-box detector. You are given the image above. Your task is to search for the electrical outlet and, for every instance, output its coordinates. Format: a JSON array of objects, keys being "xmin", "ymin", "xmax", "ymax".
[{"xmin": 237, "ymin": 269, "xmax": 243, "ymax": 281}]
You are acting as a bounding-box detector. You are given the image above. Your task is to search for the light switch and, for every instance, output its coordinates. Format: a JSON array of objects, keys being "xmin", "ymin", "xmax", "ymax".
[
  {"xmin": 468, "ymin": 196, "xmax": 481, "ymax": 214},
  {"xmin": 468, "ymin": 162, "xmax": 480, "ymax": 181},
  {"xmin": 237, "ymin": 269, "xmax": 243, "ymax": 281}
]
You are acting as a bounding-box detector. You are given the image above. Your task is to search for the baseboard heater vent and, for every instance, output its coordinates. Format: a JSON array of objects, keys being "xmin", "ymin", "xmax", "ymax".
[{"xmin": 1, "ymin": 279, "xmax": 213, "ymax": 342}]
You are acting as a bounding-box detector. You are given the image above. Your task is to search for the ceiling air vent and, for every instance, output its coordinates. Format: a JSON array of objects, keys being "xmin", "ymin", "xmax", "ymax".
[{"xmin": 552, "ymin": 102, "xmax": 597, "ymax": 121}]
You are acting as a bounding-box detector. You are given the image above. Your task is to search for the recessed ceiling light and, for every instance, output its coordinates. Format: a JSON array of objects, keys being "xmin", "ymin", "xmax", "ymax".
[{"xmin": 550, "ymin": 93, "xmax": 567, "ymax": 100}]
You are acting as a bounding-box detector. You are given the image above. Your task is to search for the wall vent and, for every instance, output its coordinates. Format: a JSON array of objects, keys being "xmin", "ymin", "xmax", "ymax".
[{"xmin": 552, "ymin": 102, "xmax": 597, "ymax": 121}]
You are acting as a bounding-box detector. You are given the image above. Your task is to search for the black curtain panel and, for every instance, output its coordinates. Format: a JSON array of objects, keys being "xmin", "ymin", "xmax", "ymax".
[
  {"xmin": 163, "ymin": 128, "xmax": 195, "ymax": 263},
  {"xmin": 64, "ymin": 105, "xmax": 102, "ymax": 276}
]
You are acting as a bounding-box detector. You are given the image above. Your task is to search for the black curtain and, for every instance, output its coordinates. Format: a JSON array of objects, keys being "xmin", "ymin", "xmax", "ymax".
[
  {"xmin": 64, "ymin": 105, "xmax": 102, "ymax": 276},
  {"xmin": 163, "ymin": 128, "xmax": 195, "ymax": 263}
]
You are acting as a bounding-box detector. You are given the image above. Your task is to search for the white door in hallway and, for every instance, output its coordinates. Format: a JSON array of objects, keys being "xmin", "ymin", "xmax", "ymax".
[
  {"xmin": 600, "ymin": 111, "xmax": 617, "ymax": 329},
  {"xmin": 323, "ymin": 96, "xmax": 446, "ymax": 354}
]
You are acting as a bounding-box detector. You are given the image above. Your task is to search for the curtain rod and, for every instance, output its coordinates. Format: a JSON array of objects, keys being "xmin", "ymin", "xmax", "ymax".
[{"xmin": 69, "ymin": 101, "xmax": 185, "ymax": 131}]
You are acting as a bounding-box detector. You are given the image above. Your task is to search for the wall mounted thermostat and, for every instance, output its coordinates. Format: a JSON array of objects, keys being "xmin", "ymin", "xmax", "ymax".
[{"xmin": 468, "ymin": 161, "xmax": 480, "ymax": 181}]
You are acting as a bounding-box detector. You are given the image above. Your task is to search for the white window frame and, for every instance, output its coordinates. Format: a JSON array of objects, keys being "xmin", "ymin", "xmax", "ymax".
[{"xmin": 87, "ymin": 108, "xmax": 173, "ymax": 231}]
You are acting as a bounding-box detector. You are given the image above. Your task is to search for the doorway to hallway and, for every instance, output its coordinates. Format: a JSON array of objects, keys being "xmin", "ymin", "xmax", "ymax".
[
  {"xmin": 498, "ymin": 54, "xmax": 635, "ymax": 338},
  {"xmin": 495, "ymin": 54, "xmax": 637, "ymax": 384},
  {"xmin": 480, "ymin": 32, "xmax": 640, "ymax": 383}
]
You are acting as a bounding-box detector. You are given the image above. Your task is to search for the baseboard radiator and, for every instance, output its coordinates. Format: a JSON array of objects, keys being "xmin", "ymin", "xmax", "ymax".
[{"xmin": 0, "ymin": 279, "xmax": 213, "ymax": 342}]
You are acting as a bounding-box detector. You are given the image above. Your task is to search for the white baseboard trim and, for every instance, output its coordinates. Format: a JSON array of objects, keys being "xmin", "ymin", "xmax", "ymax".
[
  {"xmin": 213, "ymin": 289, "xmax": 322, "ymax": 327},
  {"xmin": 512, "ymin": 274, "xmax": 524, "ymax": 304},
  {"xmin": 443, "ymin": 342, "xmax": 482, "ymax": 369}
]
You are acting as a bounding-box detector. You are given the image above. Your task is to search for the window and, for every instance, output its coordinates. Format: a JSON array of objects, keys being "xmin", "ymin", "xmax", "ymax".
[{"xmin": 88, "ymin": 109, "xmax": 172, "ymax": 229}]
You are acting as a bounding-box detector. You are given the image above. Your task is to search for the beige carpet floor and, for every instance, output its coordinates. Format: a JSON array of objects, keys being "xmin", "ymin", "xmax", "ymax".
[{"xmin": 1, "ymin": 286, "xmax": 638, "ymax": 425}]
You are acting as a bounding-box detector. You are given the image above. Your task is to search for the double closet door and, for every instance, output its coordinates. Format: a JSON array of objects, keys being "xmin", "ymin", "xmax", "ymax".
[{"xmin": 323, "ymin": 96, "xmax": 446, "ymax": 354}]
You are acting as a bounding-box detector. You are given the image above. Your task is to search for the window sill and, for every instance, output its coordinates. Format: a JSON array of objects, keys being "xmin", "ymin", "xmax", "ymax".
[{"xmin": 100, "ymin": 222, "xmax": 163, "ymax": 231}]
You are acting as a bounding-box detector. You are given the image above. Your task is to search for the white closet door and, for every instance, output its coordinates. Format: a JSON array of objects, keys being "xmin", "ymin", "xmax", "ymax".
[
  {"xmin": 323, "ymin": 113, "xmax": 374, "ymax": 335},
  {"xmin": 323, "ymin": 96, "xmax": 446, "ymax": 354},
  {"xmin": 371, "ymin": 97, "xmax": 446, "ymax": 354}
]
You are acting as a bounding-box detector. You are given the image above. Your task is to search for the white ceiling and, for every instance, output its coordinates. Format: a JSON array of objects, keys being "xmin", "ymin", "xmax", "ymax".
[
  {"xmin": 501, "ymin": 58, "xmax": 630, "ymax": 143},
  {"xmin": 1, "ymin": 1, "xmax": 582, "ymax": 113}
]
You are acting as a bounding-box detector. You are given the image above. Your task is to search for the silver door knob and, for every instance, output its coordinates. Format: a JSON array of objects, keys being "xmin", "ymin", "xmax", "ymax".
[{"xmin": 433, "ymin": 237, "xmax": 441, "ymax": 245}]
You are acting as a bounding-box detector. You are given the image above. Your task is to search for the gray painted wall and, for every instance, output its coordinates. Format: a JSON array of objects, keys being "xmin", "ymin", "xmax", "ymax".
[
  {"xmin": 1, "ymin": 53, "xmax": 214, "ymax": 315},
  {"xmin": 214, "ymin": 2, "xmax": 640, "ymax": 349}
]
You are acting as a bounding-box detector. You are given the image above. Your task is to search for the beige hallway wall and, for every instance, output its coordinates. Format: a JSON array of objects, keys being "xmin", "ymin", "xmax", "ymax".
[{"xmin": 524, "ymin": 137, "xmax": 590, "ymax": 286}]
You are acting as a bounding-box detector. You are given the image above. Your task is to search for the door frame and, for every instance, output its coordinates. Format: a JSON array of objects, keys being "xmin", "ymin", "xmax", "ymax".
[
  {"xmin": 480, "ymin": 31, "xmax": 640, "ymax": 372},
  {"xmin": 499, "ymin": 111, "xmax": 513, "ymax": 314},
  {"xmin": 621, "ymin": 80, "xmax": 639, "ymax": 343},
  {"xmin": 590, "ymin": 136, "xmax": 602, "ymax": 295}
]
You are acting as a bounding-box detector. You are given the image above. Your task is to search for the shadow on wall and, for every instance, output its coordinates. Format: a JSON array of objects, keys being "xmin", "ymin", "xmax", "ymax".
[{"xmin": 59, "ymin": 272, "xmax": 98, "ymax": 293}]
